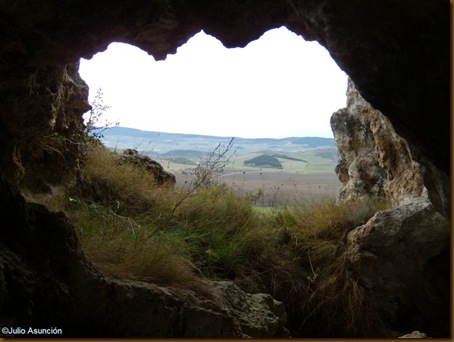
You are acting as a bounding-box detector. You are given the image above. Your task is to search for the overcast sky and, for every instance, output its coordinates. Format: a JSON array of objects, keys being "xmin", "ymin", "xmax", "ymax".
[{"xmin": 78, "ymin": 27, "xmax": 348, "ymax": 139}]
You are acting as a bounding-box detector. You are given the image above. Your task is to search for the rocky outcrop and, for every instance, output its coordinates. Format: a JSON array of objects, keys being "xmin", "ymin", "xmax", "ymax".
[
  {"xmin": 331, "ymin": 79, "xmax": 450, "ymax": 337},
  {"xmin": 0, "ymin": 172, "xmax": 287, "ymax": 338},
  {"xmin": 331, "ymin": 78, "xmax": 450, "ymax": 217},
  {"xmin": 330, "ymin": 79, "xmax": 387, "ymax": 202},
  {"xmin": 119, "ymin": 149, "xmax": 176, "ymax": 186},
  {"xmin": 347, "ymin": 196, "xmax": 450, "ymax": 337}
]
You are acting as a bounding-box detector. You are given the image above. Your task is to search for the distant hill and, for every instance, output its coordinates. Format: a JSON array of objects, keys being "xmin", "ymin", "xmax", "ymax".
[
  {"xmin": 99, "ymin": 127, "xmax": 334, "ymax": 143},
  {"xmin": 285, "ymin": 137, "xmax": 336, "ymax": 148},
  {"xmin": 98, "ymin": 127, "xmax": 217, "ymax": 141},
  {"xmin": 169, "ymin": 157, "xmax": 197, "ymax": 166},
  {"xmin": 244, "ymin": 155, "xmax": 283, "ymax": 169},
  {"xmin": 161, "ymin": 150, "xmax": 206, "ymax": 158},
  {"xmin": 98, "ymin": 127, "xmax": 336, "ymax": 155}
]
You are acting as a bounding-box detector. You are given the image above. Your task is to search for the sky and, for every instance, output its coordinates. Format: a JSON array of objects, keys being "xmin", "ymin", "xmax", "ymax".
[{"xmin": 78, "ymin": 26, "xmax": 348, "ymax": 139}]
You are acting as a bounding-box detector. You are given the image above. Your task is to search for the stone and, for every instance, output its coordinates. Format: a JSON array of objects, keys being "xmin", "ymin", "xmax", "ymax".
[
  {"xmin": 330, "ymin": 79, "xmax": 387, "ymax": 202},
  {"xmin": 331, "ymin": 79, "xmax": 450, "ymax": 337},
  {"xmin": 331, "ymin": 78, "xmax": 450, "ymax": 217},
  {"xmin": 119, "ymin": 149, "xmax": 176, "ymax": 186},
  {"xmin": 346, "ymin": 194, "xmax": 450, "ymax": 336},
  {"xmin": 399, "ymin": 331, "xmax": 429, "ymax": 338}
]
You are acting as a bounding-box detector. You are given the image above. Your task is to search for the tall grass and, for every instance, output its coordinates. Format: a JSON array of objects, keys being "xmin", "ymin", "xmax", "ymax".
[{"xmin": 25, "ymin": 144, "xmax": 389, "ymax": 337}]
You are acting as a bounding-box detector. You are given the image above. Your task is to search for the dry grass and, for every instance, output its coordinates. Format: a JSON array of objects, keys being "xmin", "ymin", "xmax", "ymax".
[
  {"xmin": 25, "ymin": 143, "xmax": 390, "ymax": 337},
  {"xmin": 71, "ymin": 146, "xmax": 173, "ymax": 213}
]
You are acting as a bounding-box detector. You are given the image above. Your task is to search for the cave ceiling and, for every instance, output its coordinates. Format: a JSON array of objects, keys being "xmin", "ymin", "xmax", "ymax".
[{"xmin": 0, "ymin": 0, "xmax": 450, "ymax": 175}]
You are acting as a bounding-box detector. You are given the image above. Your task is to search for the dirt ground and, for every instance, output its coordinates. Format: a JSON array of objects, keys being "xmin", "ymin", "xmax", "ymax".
[{"xmin": 175, "ymin": 168, "xmax": 342, "ymax": 207}]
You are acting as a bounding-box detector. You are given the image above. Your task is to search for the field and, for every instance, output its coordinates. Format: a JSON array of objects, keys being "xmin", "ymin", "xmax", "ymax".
[
  {"xmin": 101, "ymin": 127, "xmax": 342, "ymax": 206},
  {"xmin": 154, "ymin": 150, "xmax": 340, "ymax": 206},
  {"xmin": 177, "ymin": 170, "xmax": 340, "ymax": 206}
]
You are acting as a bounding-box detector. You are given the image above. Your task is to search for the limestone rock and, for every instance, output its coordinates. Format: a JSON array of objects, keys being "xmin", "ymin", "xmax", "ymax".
[
  {"xmin": 73, "ymin": 278, "xmax": 288, "ymax": 338},
  {"xmin": 330, "ymin": 79, "xmax": 387, "ymax": 201},
  {"xmin": 208, "ymin": 281, "xmax": 289, "ymax": 338},
  {"xmin": 346, "ymin": 193, "xmax": 449, "ymax": 335},
  {"xmin": 333, "ymin": 79, "xmax": 450, "ymax": 215},
  {"xmin": 399, "ymin": 331, "xmax": 429, "ymax": 338},
  {"xmin": 331, "ymin": 79, "xmax": 450, "ymax": 336},
  {"xmin": 119, "ymin": 149, "xmax": 176, "ymax": 186}
]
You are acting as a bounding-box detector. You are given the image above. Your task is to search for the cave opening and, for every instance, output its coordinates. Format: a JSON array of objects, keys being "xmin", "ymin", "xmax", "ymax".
[
  {"xmin": 1, "ymin": 1, "xmax": 449, "ymax": 338},
  {"xmin": 78, "ymin": 26, "xmax": 347, "ymax": 205},
  {"xmin": 79, "ymin": 27, "xmax": 348, "ymax": 139}
]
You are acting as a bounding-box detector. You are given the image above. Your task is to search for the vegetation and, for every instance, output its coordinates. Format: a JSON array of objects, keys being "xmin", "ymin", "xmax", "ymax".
[
  {"xmin": 244, "ymin": 154, "xmax": 283, "ymax": 168},
  {"xmin": 26, "ymin": 140, "xmax": 389, "ymax": 337},
  {"xmin": 83, "ymin": 88, "xmax": 119, "ymax": 145},
  {"xmin": 100, "ymin": 126, "xmax": 336, "ymax": 154},
  {"xmin": 98, "ymin": 126, "xmax": 338, "ymax": 175}
]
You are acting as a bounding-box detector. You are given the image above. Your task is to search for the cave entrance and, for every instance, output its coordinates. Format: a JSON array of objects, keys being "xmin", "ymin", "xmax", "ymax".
[{"xmin": 79, "ymin": 26, "xmax": 347, "ymax": 206}]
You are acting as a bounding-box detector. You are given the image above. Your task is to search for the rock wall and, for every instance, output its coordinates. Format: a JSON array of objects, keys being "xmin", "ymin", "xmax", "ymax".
[
  {"xmin": 331, "ymin": 78, "xmax": 450, "ymax": 216},
  {"xmin": 331, "ymin": 79, "xmax": 450, "ymax": 336},
  {"xmin": 0, "ymin": 61, "xmax": 90, "ymax": 192},
  {"xmin": 330, "ymin": 79, "xmax": 387, "ymax": 202}
]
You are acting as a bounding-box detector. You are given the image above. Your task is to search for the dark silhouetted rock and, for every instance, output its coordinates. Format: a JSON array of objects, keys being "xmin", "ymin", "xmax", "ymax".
[{"xmin": 119, "ymin": 149, "xmax": 176, "ymax": 186}]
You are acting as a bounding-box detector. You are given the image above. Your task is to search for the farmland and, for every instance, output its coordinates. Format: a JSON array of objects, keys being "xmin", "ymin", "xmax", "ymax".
[
  {"xmin": 100, "ymin": 127, "xmax": 342, "ymax": 206},
  {"xmin": 177, "ymin": 170, "xmax": 340, "ymax": 206}
]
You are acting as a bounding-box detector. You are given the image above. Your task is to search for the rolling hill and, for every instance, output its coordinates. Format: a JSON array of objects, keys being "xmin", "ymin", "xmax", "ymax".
[{"xmin": 98, "ymin": 126, "xmax": 336, "ymax": 156}]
